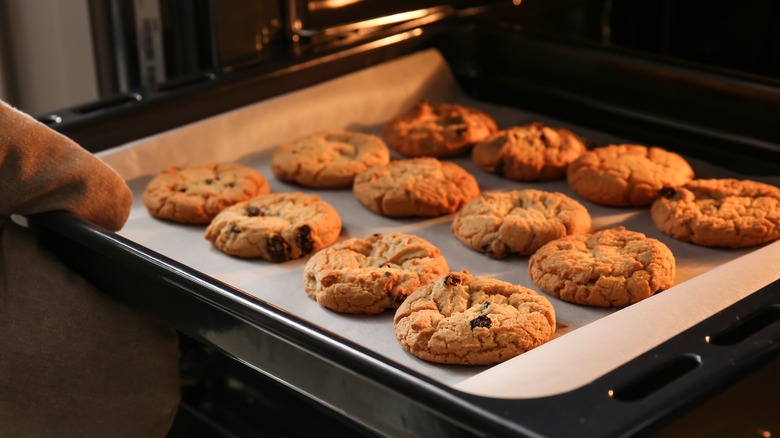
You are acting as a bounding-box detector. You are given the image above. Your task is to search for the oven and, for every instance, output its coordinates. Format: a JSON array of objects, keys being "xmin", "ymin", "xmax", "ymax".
[{"xmin": 25, "ymin": 1, "xmax": 780, "ymax": 436}]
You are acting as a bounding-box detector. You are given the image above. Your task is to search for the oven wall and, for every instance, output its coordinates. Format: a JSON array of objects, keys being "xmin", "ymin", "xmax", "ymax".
[{"xmin": 0, "ymin": 0, "xmax": 98, "ymax": 115}]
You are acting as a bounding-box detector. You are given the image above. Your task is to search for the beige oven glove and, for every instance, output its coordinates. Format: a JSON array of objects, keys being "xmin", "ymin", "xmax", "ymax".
[{"xmin": 0, "ymin": 100, "xmax": 180, "ymax": 438}]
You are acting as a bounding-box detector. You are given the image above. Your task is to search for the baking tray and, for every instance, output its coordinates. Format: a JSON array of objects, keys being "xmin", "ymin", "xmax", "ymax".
[{"xmin": 31, "ymin": 35, "xmax": 780, "ymax": 438}]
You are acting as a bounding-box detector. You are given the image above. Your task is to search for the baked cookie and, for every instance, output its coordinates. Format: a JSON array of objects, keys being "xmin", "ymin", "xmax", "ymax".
[
  {"xmin": 143, "ymin": 162, "xmax": 269, "ymax": 224},
  {"xmin": 383, "ymin": 100, "xmax": 498, "ymax": 157},
  {"xmin": 472, "ymin": 123, "xmax": 588, "ymax": 181},
  {"xmin": 452, "ymin": 189, "xmax": 592, "ymax": 258},
  {"xmin": 566, "ymin": 144, "xmax": 695, "ymax": 207},
  {"xmin": 353, "ymin": 157, "xmax": 480, "ymax": 217},
  {"xmin": 528, "ymin": 227, "xmax": 675, "ymax": 307},
  {"xmin": 394, "ymin": 270, "xmax": 556, "ymax": 365},
  {"xmin": 271, "ymin": 130, "xmax": 390, "ymax": 189},
  {"xmin": 205, "ymin": 192, "xmax": 341, "ymax": 262},
  {"xmin": 303, "ymin": 233, "xmax": 449, "ymax": 314},
  {"xmin": 651, "ymin": 178, "xmax": 780, "ymax": 248}
]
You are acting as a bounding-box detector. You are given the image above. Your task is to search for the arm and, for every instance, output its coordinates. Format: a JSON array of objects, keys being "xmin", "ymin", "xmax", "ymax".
[{"xmin": 0, "ymin": 100, "xmax": 179, "ymax": 437}]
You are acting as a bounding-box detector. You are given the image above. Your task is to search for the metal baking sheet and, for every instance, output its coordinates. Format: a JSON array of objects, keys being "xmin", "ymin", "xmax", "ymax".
[{"xmin": 100, "ymin": 49, "xmax": 780, "ymax": 399}]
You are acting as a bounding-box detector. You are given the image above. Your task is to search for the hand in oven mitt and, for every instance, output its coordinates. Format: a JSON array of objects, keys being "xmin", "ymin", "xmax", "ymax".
[{"xmin": 0, "ymin": 100, "xmax": 180, "ymax": 438}]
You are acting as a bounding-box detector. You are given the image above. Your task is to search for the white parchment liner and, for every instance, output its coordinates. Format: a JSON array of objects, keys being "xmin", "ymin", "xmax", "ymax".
[{"xmin": 98, "ymin": 49, "xmax": 780, "ymax": 399}]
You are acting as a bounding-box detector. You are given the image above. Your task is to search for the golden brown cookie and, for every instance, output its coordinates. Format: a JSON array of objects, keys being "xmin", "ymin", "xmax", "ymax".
[
  {"xmin": 353, "ymin": 157, "xmax": 480, "ymax": 217},
  {"xmin": 452, "ymin": 189, "xmax": 592, "ymax": 258},
  {"xmin": 205, "ymin": 192, "xmax": 341, "ymax": 262},
  {"xmin": 528, "ymin": 227, "xmax": 676, "ymax": 307},
  {"xmin": 382, "ymin": 100, "xmax": 498, "ymax": 157},
  {"xmin": 303, "ymin": 233, "xmax": 449, "ymax": 314},
  {"xmin": 393, "ymin": 270, "xmax": 556, "ymax": 365},
  {"xmin": 271, "ymin": 130, "xmax": 390, "ymax": 189},
  {"xmin": 472, "ymin": 123, "xmax": 588, "ymax": 181},
  {"xmin": 566, "ymin": 144, "xmax": 695, "ymax": 207},
  {"xmin": 143, "ymin": 162, "xmax": 269, "ymax": 224},
  {"xmin": 651, "ymin": 178, "xmax": 780, "ymax": 248}
]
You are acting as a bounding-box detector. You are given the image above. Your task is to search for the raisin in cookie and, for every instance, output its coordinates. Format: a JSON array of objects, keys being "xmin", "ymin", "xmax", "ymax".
[
  {"xmin": 205, "ymin": 192, "xmax": 341, "ymax": 262},
  {"xmin": 383, "ymin": 100, "xmax": 498, "ymax": 157},
  {"xmin": 271, "ymin": 130, "xmax": 390, "ymax": 189},
  {"xmin": 143, "ymin": 162, "xmax": 269, "ymax": 224},
  {"xmin": 353, "ymin": 157, "xmax": 480, "ymax": 217},
  {"xmin": 452, "ymin": 189, "xmax": 592, "ymax": 258},
  {"xmin": 651, "ymin": 178, "xmax": 780, "ymax": 248},
  {"xmin": 528, "ymin": 227, "xmax": 676, "ymax": 307},
  {"xmin": 303, "ymin": 233, "xmax": 449, "ymax": 314},
  {"xmin": 472, "ymin": 123, "xmax": 588, "ymax": 181},
  {"xmin": 566, "ymin": 144, "xmax": 694, "ymax": 207},
  {"xmin": 394, "ymin": 270, "xmax": 556, "ymax": 365}
]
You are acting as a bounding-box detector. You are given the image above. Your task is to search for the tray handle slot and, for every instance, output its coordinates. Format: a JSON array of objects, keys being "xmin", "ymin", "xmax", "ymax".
[
  {"xmin": 707, "ymin": 304, "xmax": 780, "ymax": 346},
  {"xmin": 609, "ymin": 354, "xmax": 702, "ymax": 402}
]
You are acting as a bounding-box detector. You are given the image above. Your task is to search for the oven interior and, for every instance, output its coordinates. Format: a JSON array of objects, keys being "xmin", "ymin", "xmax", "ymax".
[{"xmin": 26, "ymin": 1, "xmax": 780, "ymax": 437}]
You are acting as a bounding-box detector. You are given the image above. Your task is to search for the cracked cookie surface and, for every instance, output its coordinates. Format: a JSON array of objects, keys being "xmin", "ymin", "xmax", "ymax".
[
  {"xmin": 651, "ymin": 178, "xmax": 780, "ymax": 248},
  {"xmin": 394, "ymin": 270, "xmax": 556, "ymax": 365},
  {"xmin": 472, "ymin": 123, "xmax": 587, "ymax": 181},
  {"xmin": 271, "ymin": 130, "xmax": 390, "ymax": 188},
  {"xmin": 353, "ymin": 157, "xmax": 480, "ymax": 217},
  {"xmin": 303, "ymin": 233, "xmax": 449, "ymax": 314},
  {"xmin": 566, "ymin": 144, "xmax": 694, "ymax": 207},
  {"xmin": 452, "ymin": 189, "xmax": 592, "ymax": 258},
  {"xmin": 205, "ymin": 192, "xmax": 341, "ymax": 262},
  {"xmin": 383, "ymin": 100, "xmax": 498, "ymax": 157},
  {"xmin": 143, "ymin": 162, "xmax": 269, "ymax": 224},
  {"xmin": 528, "ymin": 227, "xmax": 676, "ymax": 307}
]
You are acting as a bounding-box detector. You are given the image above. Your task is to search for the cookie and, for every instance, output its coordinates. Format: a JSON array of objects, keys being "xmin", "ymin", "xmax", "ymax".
[
  {"xmin": 143, "ymin": 162, "xmax": 270, "ymax": 224},
  {"xmin": 303, "ymin": 233, "xmax": 449, "ymax": 314},
  {"xmin": 452, "ymin": 189, "xmax": 592, "ymax": 258},
  {"xmin": 393, "ymin": 270, "xmax": 556, "ymax": 365},
  {"xmin": 353, "ymin": 157, "xmax": 480, "ymax": 217},
  {"xmin": 271, "ymin": 130, "xmax": 390, "ymax": 189},
  {"xmin": 382, "ymin": 100, "xmax": 498, "ymax": 157},
  {"xmin": 472, "ymin": 123, "xmax": 588, "ymax": 181},
  {"xmin": 566, "ymin": 144, "xmax": 695, "ymax": 207},
  {"xmin": 651, "ymin": 178, "xmax": 780, "ymax": 248},
  {"xmin": 528, "ymin": 227, "xmax": 676, "ymax": 307},
  {"xmin": 205, "ymin": 192, "xmax": 341, "ymax": 262}
]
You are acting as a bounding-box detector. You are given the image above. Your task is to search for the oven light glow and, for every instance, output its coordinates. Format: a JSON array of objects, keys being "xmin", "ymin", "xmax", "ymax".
[
  {"xmin": 607, "ymin": 389, "xmax": 614, "ymax": 397},
  {"xmin": 513, "ymin": 0, "xmax": 522, "ymax": 5},
  {"xmin": 704, "ymin": 335, "xmax": 711, "ymax": 343},
  {"xmin": 757, "ymin": 428, "xmax": 771, "ymax": 438},
  {"xmin": 309, "ymin": 0, "xmax": 362, "ymax": 12}
]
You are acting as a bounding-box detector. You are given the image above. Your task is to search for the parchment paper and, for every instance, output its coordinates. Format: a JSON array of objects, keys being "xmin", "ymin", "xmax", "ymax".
[{"xmin": 99, "ymin": 49, "xmax": 780, "ymax": 399}]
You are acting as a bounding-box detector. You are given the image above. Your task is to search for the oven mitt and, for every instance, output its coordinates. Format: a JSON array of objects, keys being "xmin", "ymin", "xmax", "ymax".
[{"xmin": 0, "ymin": 100, "xmax": 180, "ymax": 437}]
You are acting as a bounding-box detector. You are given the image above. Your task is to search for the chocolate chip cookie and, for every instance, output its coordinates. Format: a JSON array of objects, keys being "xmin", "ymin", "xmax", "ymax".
[
  {"xmin": 353, "ymin": 157, "xmax": 480, "ymax": 217},
  {"xmin": 652, "ymin": 178, "xmax": 780, "ymax": 248},
  {"xmin": 303, "ymin": 233, "xmax": 449, "ymax": 314},
  {"xmin": 383, "ymin": 100, "xmax": 498, "ymax": 157},
  {"xmin": 271, "ymin": 130, "xmax": 390, "ymax": 189},
  {"xmin": 472, "ymin": 123, "xmax": 588, "ymax": 181},
  {"xmin": 452, "ymin": 189, "xmax": 592, "ymax": 258},
  {"xmin": 394, "ymin": 270, "xmax": 556, "ymax": 365},
  {"xmin": 528, "ymin": 227, "xmax": 676, "ymax": 307},
  {"xmin": 566, "ymin": 144, "xmax": 695, "ymax": 207},
  {"xmin": 205, "ymin": 192, "xmax": 341, "ymax": 262},
  {"xmin": 143, "ymin": 162, "xmax": 270, "ymax": 224}
]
